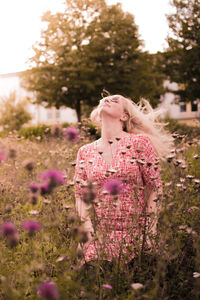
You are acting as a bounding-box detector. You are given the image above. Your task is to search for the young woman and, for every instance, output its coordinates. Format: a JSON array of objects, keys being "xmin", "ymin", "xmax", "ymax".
[{"xmin": 74, "ymin": 95, "xmax": 174, "ymax": 265}]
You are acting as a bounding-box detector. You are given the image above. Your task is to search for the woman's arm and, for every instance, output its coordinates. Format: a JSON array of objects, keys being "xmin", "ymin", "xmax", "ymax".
[
  {"xmin": 146, "ymin": 189, "xmax": 160, "ymax": 235},
  {"xmin": 74, "ymin": 147, "xmax": 94, "ymax": 250},
  {"xmin": 75, "ymin": 196, "xmax": 94, "ymax": 245}
]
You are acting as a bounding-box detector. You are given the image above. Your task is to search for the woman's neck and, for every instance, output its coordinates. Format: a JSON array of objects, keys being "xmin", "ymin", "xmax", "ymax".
[{"xmin": 100, "ymin": 124, "xmax": 128, "ymax": 145}]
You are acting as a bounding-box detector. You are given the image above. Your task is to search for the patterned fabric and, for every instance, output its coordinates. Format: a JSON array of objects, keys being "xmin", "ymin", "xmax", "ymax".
[{"xmin": 74, "ymin": 133, "xmax": 162, "ymax": 263}]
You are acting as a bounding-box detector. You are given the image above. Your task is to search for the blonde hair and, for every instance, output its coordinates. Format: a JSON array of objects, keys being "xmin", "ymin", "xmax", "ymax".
[{"xmin": 90, "ymin": 95, "xmax": 174, "ymax": 161}]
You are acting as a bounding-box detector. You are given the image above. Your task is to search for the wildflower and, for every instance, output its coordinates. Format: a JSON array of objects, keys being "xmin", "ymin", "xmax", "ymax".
[
  {"xmin": 193, "ymin": 272, "xmax": 200, "ymax": 278},
  {"xmin": 1, "ymin": 222, "xmax": 17, "ymax": 237},
  {"xmin": 68, "ymin": 214, "xmax": 77, "ymax": 224},
  {"xmin": 61, "ymin": 86, "xmax": 68, "ymax": 93},
  {"xmin": 37, "ymin": 281, "xmax": 59, "ymax": 300},
  {"xmin": 43, "ymin": 199, "xmax": 51, "ymax": 204},
  {"xmin": 78, "ymin": 230, "xmax": 89, "ymax": 244},
  {"xmin": 70, "ymin": 226, "xmax": 79, "ymax": 238},
  {"xmin": 186, "ymin": 227, "xmax": 196, "ymax": 235},
  {"xmin": 82, "ymin": 189, "xmax": 96, "ymax": 204},
  {"xmin": 80, "ymin": 290, "xmax": 86, "ymax": 297},
  {"xmin": 45, "ymin": 158, "xmax": 50, "ymax": 166},
  {"xmin": 186, "ymin": 175, "xmax": 195, "ymax": 180},
  {"xmin": 103, "ymin": 179, "xmax": 124, "ymax": 195},
  {"xmin": 29, "ymin": 183, "xmax": 39, "ymax": 193},
  {"xmin": 30, "ymin": 193, "xmax": 38, "ymax": 205},
  {"xmin": 5, "ymin": 204, "xmax": 12, "ymax": 213},
  {"xmin": 22, "ymin": 159, "xmax": 34, "ymax": 171},
  {"xmin": 131, "ymin": 283, "xmax": 144, "ymax": 290},
  {"xmin": 56, "ymin": 255, "xmax": 67, "ymax": 263},
  {"xmin": 71, "ymin": 161, "xmax": 76, "ymax": 167},
  {"xmin": 102, "ymin": 284, "xmax": 112, "ymax": 289},
  {"xmin": 29, "ymin": 210, "xmax": 38, "ymax": 215},
  {"xmin": 23, "ymin": 220, "xmax": 41, "ymax": 236},
  {"xmin": 51, "ymin": 124, "xmax": 63, "ymax": 137},
  {"xmin": 0, "ymin": 222, "xmax": 19, "ymax": 247},
  {"xmin": 167, "ymin": 154, "xmax": 175, "ymax": 163},
  {"xmin": 39, "ymin": 169, "xmax": 65, "ymax": 189},
  {"xmin": 194, "ymin": 179, "xmax": 200, "ymax": 184},
  {"xmin": 9, "ymin": 147, "xmax": 17, "ymax": 159},
  {"xmin": 77, "ymin": 248, "xmax": 84, "ymax": 259},
  {"xmin": 40, "ymin": 182, "xmax": 51, "ymax": 195},
  {"xmin": 65, "ymin": 127, "xmax": 79, "ymax": 142}
]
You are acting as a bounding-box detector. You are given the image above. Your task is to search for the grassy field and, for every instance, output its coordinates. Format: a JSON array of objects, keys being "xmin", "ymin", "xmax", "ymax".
[{"xmin": 0, "ymin": 124, "xmax": 199, "ymax": 300}]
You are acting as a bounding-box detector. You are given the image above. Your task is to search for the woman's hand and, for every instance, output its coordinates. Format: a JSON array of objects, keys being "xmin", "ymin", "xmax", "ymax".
[{"xmin": 145, "ymin": 189, "xmax": 161, "ymax": 249}]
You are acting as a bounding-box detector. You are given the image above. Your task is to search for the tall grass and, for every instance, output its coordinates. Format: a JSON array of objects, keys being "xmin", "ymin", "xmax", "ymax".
[{"xmin": 0, "ymin": 122, "xmax": 199, "ymax": 300}]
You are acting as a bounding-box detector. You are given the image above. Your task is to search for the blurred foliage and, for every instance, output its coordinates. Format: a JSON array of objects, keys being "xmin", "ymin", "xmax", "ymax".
[
  {"xmin": 164, "ymin": 117, "xmax": 200, "ymax": 140},
  {"xmin": 18, "ymin": 124, "xmax": 51, "ymax": 140},
  {"xmin": 158, "ymin": 0, "xmax": 200, "ymax": 102},
  {"xmin": 18, "ymin": 122, "xmax": 73, "ymax": 140},
  {"xmin": 0, "ymin": 92, "xmax": 32, "ymax": 132}
]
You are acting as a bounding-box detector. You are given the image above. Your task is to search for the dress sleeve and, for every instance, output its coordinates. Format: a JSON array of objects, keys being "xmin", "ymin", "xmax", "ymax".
[
  {"xmin": 74, "ymin": 147, "xmax": 87, "ymax": 201},
  {"xmin": 73, "ymin": 147, "xmax": 94, "ymax": 234},
  {"xmin": 137, "ymin": 135, "xmax": 163, "ymax": 195}
]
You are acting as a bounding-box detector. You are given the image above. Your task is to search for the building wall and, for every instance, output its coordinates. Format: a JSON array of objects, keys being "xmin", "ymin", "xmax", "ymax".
[
  {"xmin": 0, "ymin": 72, "xmax": 199, "ymax": 127},
  {"xmin": 159, "ymin": 80, "xmax": 200, "ymax": 127},
  {"xmin": 0, "ymin": 72, "xmax": 78, "ymax": 125}
]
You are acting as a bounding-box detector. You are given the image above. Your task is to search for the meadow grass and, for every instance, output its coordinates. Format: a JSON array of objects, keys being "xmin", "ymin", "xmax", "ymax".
[{"xmin": 0, "ymin": 124, "xmax": 199, "ymax": 300}]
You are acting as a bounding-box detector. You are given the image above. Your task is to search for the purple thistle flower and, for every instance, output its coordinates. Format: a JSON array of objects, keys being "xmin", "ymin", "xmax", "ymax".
[
  {"xmin": 65, "ymin": 127, "xmax": 79, "ymax": 142},
  {"xmin": 103, "ymin": 179, "xmax": 124, "ymax": 195},
  {"xmin": 37, "ymin": 281, "xmax": 59, "ymax": 300},
  {"xmin": 29, "ymin": 183, "xmax": 39, "ymax": 193},
  {"xmin": 40, "ymin": 182, "xmax": 51, "ymax": 195},
  {"xmin": 30, "ymin": 193, "xmax": 38, "ymax": 205},
  {"xmin": 39, "ymin": 170, "xmax": 65, "ymax": 188},
  {"xmin": 23, "ymin": 220, "xmax": 41, "ymax": 234},
  {"xmin": 1, "ymin": 222, "xmax": 17, "ymax": 237}
]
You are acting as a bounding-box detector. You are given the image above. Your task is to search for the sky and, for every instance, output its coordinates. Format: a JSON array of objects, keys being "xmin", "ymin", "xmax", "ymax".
[{"xmin": 0, "ymin": 0, "xmax": 175, "ymax": 75}]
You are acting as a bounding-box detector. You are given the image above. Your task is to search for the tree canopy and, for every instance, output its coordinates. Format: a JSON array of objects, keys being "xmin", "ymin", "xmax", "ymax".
[
  {"xmin": 21, "ymin": 0, "xmax": 165, "ymax": 121},
  {"xmin": 0, "ymin": 92, "xmax": 32, "ymax": 132}
]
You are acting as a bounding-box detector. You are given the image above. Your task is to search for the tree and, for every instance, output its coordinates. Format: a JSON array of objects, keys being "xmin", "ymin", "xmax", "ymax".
[
  {"xmin": 21, "ymin": 0, "xmax": 165, "ymax": 121},
  {"xmin": 0, "ymin": 92, "xmax": 32, "ymax": 132},
  {"xmin": 21, "ymin": 0, "xmax": 107, "ymax": 122},
  {"xmin": 83, "ymin": 4, "xmax": 165, "ymax": 107},
  {"xmin": 162, "ymin": 0, "xmax": 200, "ymax": 102}
]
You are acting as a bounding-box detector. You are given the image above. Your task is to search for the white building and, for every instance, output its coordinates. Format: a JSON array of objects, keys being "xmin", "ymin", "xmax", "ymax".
[
  {"xmin": 0, "ymin": 72, "xmax": 199, "ymax": 127},
  {"xmin": 0, "ymin": 72, "xmax": 78, "ymax": 125},
  {"xmin": 159, "ymin": 80, "xmax": 200, "ymax": 127}
]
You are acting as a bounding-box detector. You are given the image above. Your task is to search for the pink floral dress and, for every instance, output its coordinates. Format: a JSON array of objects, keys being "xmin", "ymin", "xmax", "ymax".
[{"xmin": 74, "ymin": 133, "xmax": 162, "ymax": 263}]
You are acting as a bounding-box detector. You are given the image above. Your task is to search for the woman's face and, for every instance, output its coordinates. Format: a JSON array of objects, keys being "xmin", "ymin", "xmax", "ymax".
[{"xmin": 98, "ymin": 96, "xmax": 125, "ymax": 120}]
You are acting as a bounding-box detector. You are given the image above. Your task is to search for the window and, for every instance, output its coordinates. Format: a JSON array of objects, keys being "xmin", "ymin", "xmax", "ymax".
[
  {"xmin": 55, "ymin": 109, "xmax": 60, "ymax": 119},
  {"xmin": 191, "ymin": 101, "xmax": 198, "ymax": 112},
  {"xmin": 47, "ymin": 109, "xmax": 52, "ymax": 119},
  {"xmin": 180, "ymin": 103, "xmax": 186, "ymax": 112}
]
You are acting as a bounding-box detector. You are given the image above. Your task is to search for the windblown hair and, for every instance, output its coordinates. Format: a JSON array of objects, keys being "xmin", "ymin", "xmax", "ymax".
[{"xmin": 90, "ymin": 95, "xmax": 174, "ymax": 161}]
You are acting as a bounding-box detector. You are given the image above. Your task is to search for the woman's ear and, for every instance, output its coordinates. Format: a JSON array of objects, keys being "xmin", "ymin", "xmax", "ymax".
[{"xmin": 120, "ymin": 112, "xmax": 129, "ymax": 122}]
